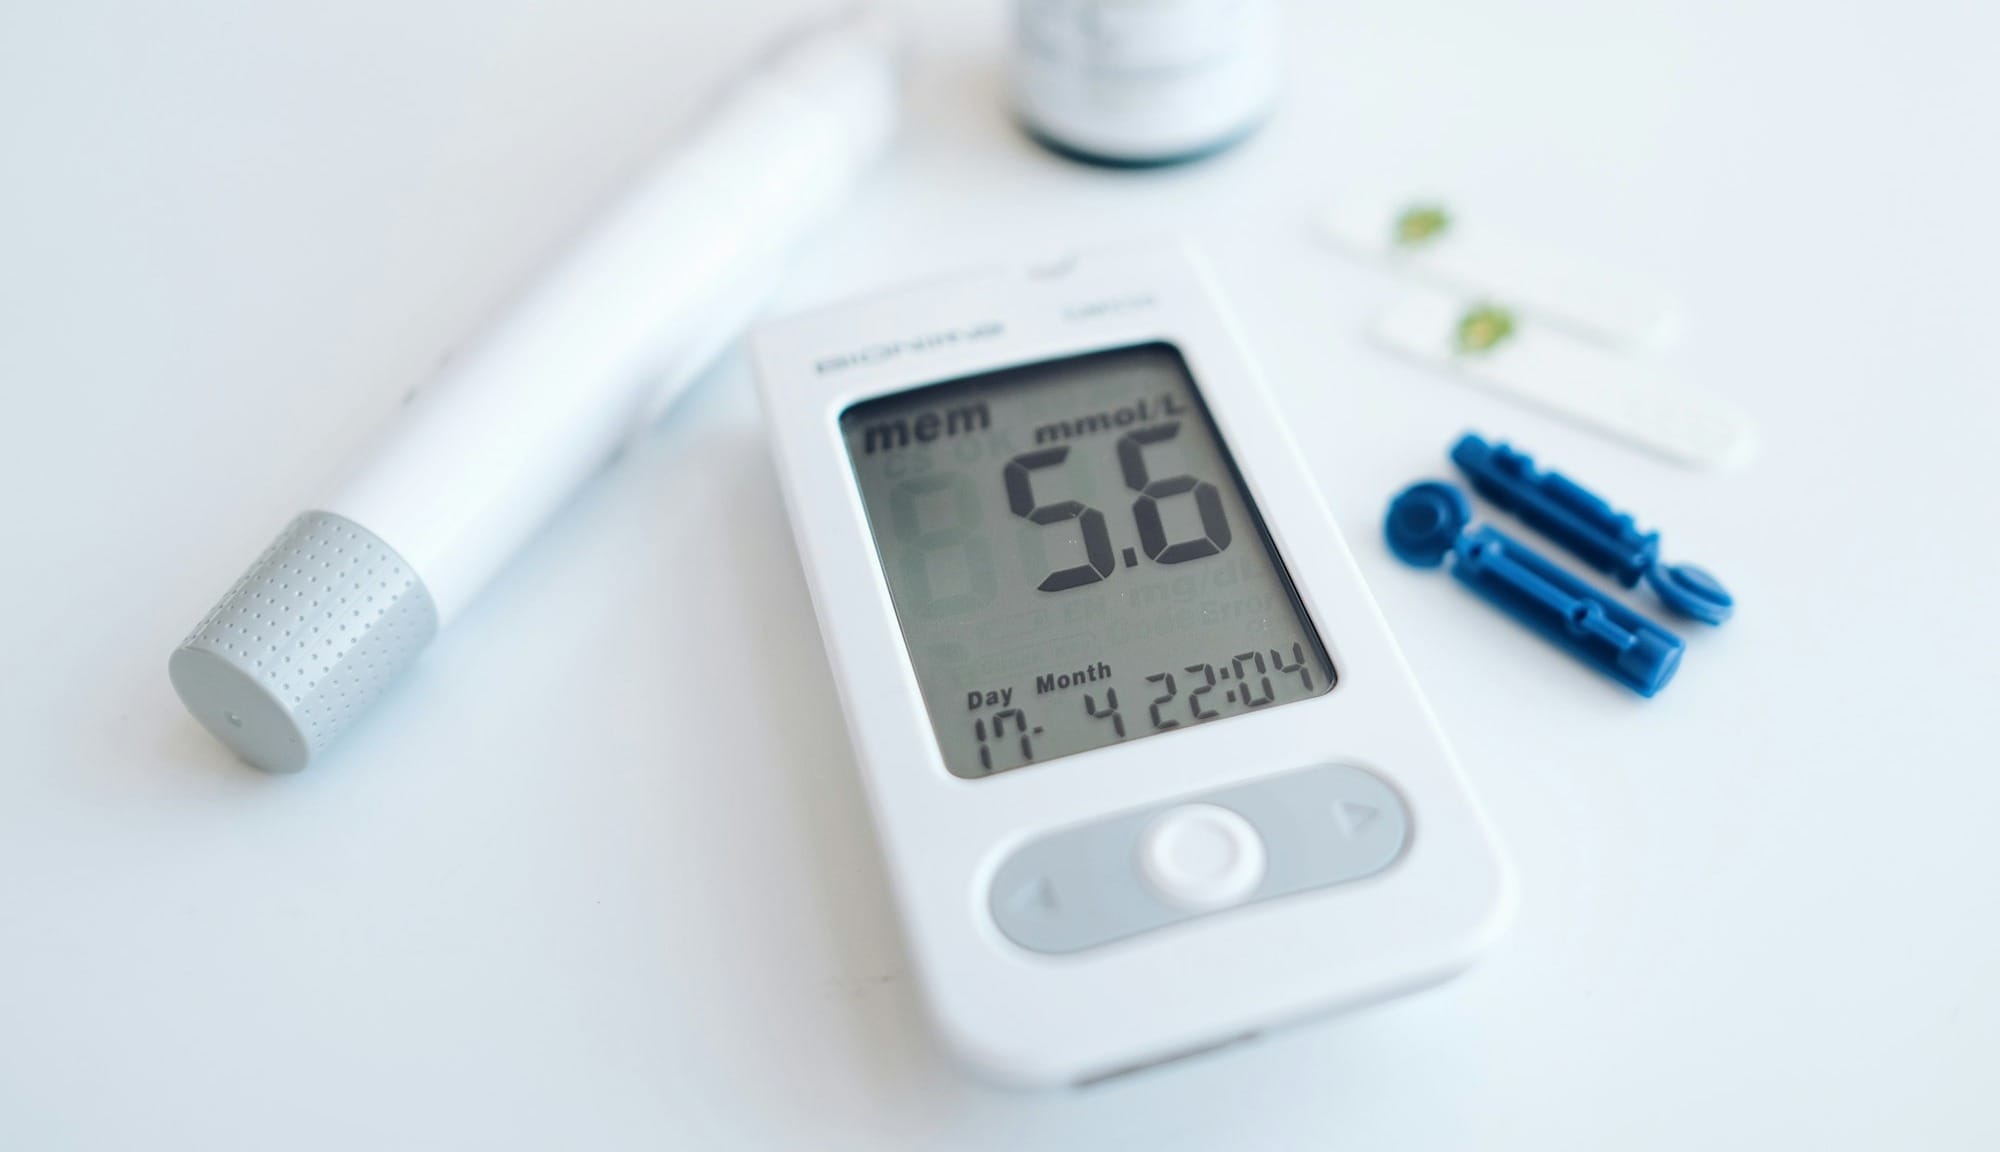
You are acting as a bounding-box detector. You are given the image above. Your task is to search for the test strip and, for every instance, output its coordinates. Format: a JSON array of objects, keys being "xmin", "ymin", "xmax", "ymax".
[
  {"xmin": 1320, "ymin": 197, "xmax": 1680, "ymax": 352},
  {"xmin": 1373, "ymin": 292, "xmax": 1755, "ymax": 470}
]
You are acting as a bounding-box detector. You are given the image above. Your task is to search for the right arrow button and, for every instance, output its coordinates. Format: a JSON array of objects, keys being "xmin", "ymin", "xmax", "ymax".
[
  {"xmin": 1291, "ymin": 765, "xmax": 1410, "ymax": 889},
  {"xmin": 1332, "ymin": 799, "xmax": 1380, "ymax": 837}
]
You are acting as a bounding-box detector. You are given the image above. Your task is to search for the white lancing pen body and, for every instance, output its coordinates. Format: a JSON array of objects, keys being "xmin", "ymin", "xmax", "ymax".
[
  {"xmin": 170, "ymin": 9, "xmax": 902, "ymax": 773},
  {"xmin": 331, "ymin": 24, "xmax": 898, "ymax": 625}
]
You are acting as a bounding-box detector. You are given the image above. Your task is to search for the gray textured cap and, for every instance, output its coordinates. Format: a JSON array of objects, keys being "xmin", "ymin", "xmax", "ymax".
[{"xmin": 170, "ymin": 511, "xmax": 438, "ymax": 773}]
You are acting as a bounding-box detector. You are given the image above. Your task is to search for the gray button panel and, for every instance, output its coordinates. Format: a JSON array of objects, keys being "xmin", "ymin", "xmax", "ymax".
[{"xmin": 989, "ymin": 763, "xmax": 1411, "ymax": 954}]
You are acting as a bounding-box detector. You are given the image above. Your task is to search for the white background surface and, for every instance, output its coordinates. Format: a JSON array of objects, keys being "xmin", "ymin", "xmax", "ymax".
[{"xmin": 2, "ymin": 0, "xmax": 1996, "ymax": 1147}]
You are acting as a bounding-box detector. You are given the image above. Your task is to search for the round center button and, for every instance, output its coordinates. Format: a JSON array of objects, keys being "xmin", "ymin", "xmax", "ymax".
[{"xmin": 1137, "ymin": 804, "xmax": 1267, "ymax": 911}]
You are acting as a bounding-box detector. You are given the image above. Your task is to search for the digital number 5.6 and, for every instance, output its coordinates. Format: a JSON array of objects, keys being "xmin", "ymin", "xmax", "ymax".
[{"xmin": 1007, "ymin": 420, "xmax": 1232, "ymax": 594}]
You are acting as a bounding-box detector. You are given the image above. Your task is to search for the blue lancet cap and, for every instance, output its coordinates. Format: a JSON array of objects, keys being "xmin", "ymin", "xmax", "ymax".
[
  {"xmin": 1646, "ymin": 563, "xmax": 1733, "ymax": 625},
  {"xmin": 1385, "ymin": 481, "xmax": 1470, "ymax": 567}
]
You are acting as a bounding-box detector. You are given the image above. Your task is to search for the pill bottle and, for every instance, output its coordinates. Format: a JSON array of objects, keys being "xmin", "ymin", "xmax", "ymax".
[{"xmin": 1012, "ymin": 0, "xmax": 1281, "ymax": 167}]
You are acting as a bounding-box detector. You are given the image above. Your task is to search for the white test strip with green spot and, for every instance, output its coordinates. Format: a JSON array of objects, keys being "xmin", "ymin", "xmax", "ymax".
[
  {"xmin": 1374, "ymin": 292, "xmax": 1755, "ymax": 469},
  {"xmin": 1320, "ymin": 198, "xmax": 1681, "ymax": 352}
]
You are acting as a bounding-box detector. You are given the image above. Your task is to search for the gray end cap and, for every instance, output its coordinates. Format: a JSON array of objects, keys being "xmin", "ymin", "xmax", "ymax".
[{"xmin": 170, "ymin": 511, "xmax": 438, "ymax": 773}]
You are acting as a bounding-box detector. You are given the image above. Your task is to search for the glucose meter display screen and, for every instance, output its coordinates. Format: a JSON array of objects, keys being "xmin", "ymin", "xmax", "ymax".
[{"xmin": 840, "ymin": 342, "xmax": 1335, "ymax": 779}]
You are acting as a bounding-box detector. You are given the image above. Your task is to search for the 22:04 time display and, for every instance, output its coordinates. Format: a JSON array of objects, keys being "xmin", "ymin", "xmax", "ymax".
[{"xmin": 969, "ymin": 641, "xmax": 1321, "ymax": 774}]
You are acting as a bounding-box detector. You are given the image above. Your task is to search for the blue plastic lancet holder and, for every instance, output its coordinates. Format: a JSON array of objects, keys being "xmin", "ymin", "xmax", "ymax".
[
  {"xmin": 1449, "ymin": 433, "xmax": 1733, "ymax": 625},
  {"xmin": 1385, "ymin": 481, "xmax": 1684, "ymax": 697}
]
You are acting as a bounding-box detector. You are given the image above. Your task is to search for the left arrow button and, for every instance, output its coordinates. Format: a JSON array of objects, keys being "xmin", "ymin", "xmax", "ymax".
[{"xmin": 1008, "ymin": 877, "xmax": 1060, "ymax": 917}]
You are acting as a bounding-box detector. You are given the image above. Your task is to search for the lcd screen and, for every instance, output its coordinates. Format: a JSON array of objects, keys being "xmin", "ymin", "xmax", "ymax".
[{"xmin": 840, "ymin": 342, "xmax": 1335, "ymax": 778}]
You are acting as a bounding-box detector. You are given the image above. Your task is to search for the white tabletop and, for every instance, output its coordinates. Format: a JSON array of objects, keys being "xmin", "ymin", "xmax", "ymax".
[{"xmin": 3, "ymin": 0, "xmax": 1996, "ymax": 1147}]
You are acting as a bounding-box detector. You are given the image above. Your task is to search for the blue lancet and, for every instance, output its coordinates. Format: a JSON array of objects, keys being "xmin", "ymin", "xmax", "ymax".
[
  {"xmin": 1450, "ymin": 433, "xmax": 1733, "ymax": 624},
  {"xmin": 1385, "ymin": 481, "xmax": 1685, "ymax": 697}
]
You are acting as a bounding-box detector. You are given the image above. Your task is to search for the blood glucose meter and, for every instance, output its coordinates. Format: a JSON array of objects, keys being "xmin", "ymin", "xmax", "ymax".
[{"xmin": 753, "ymin": 243, "xmax": 1512, "ymax": 1087}]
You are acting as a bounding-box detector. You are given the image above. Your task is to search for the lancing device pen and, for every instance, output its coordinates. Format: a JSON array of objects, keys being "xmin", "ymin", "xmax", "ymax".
[{"xmin": 169, "ymin": 7, "xmax": 903, "ymax": 773}]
